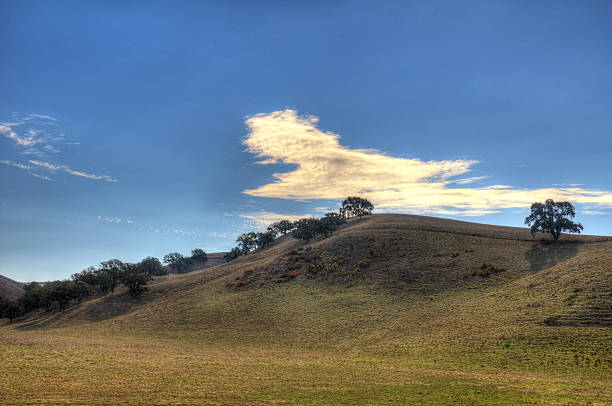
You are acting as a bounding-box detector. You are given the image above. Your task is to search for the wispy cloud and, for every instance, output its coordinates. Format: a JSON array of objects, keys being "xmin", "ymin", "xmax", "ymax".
[
  {"xmin": 0, "ymin": 125, "xmax": 44, "ymax": 147},
  {"xmin": 97, "ymin": 216, "xmax": 134, "ymax": 224},
  {"xmin": 242, "ymin": 110, "xmax": 612, "ymax": 216},
  {"xmin": 43, "ymin": 145, "xmax": 61, "ymax": 153},
  {"xmin": 0, "ymin": 159, "xmax": 54, "ymax": 182},
  {"xmin": 1, "ymin": 113, "xmax": 77, "ymax": 157},
  {"xmin": 29, "ymin": 160, "xmax": 117, "ymax": 182},
  {"xmin": 148, "ymin": 224, "xmax": 199, "ymax": 238}
]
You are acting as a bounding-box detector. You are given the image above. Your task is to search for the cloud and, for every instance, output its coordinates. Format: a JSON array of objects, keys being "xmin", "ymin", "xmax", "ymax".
[
  {"xmin": 43, "ymin": 145, "xmax": 61, "ymax": 153},
  {"xmin": 147, "ymin": 224, "xmax": 199, "ymax": 238},
  {"xmin": 1, "ymin": 114, "xmax": 77, "ymax": 157},
  {"xmin": 29, "ymin": 160, "xmax": 117, "ymax": 182},
  {"xmin": 30, "ymin": 173, "xmax": 55, "ymax": 182},
  {"xmin": 97, "ymin": 216, "xmax": 133, "ymax": 224},
  {"xmin": 242, "ymin": 110, "xmax": 612, "ymax": 215},
  {"xmin": 237, "ymin": 211, "xmax": 312, "ymax": 229},
  {"xmin": 0, "ymin": 159, "xmax": 54, "ymax": 181},
  {"xmin": 0, "ymin": 125, "xmax": 44, "ymax": 147}
]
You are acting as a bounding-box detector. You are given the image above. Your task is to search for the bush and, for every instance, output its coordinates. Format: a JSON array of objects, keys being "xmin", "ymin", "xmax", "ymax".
[
  {"xmin": 478, "ymin": 263, "xmax": 506, "ymax": 277},
  {"xmin": 224, "ymin": 247, "xmax": 242, "ymax": 262}
]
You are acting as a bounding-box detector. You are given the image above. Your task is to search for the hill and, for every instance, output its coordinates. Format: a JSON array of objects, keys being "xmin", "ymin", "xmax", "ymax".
[
  {"xmin": 0, "ymin": 274, "xmax": 24, "ymax": 301},
  {"xmin": 1, "ymin": 214, "xmax": 611, "ymax": 405}
]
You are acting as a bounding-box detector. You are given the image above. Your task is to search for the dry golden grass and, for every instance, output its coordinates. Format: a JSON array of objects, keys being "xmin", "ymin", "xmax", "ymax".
[{"xmin": 1, "ymin": 214, "xmax": 611, "ymax": 404}]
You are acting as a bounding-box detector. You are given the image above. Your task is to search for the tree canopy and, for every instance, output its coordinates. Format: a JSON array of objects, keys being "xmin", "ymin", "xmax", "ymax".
[
  {"xmin": 340, "ymin": 196, "xmax": 374, "ymax": 219},
  {"xmin": 191, "ymin": 248, "xmax": 208, "ymax": 262},
  {"xmin": 525, "ymin": 199, "xmax": 583, "ymax": 241}
]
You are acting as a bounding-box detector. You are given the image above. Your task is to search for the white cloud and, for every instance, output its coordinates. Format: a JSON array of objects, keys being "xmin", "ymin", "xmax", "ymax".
[
  {"xmin": 30, "ymin": 173, "xmax": 55, "ymax": 182},
  {"xmin": 43, "ymin": 145, "xmax": 61, "ymax": 153},
  {"xmin": 29, "ymin": 160, "xmax": 117, "ymax": 182},
  {"xmin": 0, "ymin": 159, "xmax": 54, "ymax": 181},
  {"xmin": 242, "ymin": 110, "xmax": 612, "ymax": 215},
  {"xmin": 0, "ymin": 125, "xmax": 44, "ymax": 147},
  {"xmin": 97, "ymin": 216, "xmax": 134, "ymax": 224}
]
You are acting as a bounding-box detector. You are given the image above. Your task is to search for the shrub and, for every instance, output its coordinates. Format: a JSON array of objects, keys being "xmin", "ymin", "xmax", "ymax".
[{"xmin": 478, "ymin": 263, "xmax": 506, "ymax": 277}]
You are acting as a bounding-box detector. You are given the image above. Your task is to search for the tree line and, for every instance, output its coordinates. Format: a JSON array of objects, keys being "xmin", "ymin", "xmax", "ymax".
[
  {"xmin": 224, "ymin": 196, "xmax": 373, "ymax": 262},
  {"xmin": 0, "ymin": 249, "xmax": 209, "ymax": 322}
]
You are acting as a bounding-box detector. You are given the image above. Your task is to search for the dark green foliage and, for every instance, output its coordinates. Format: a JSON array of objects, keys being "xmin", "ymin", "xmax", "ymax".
[
  {"xmin": 224, "ymin": 247, "xmax": 243, "ymax": 262},
  {"xmin": 256, "ymin": 231, "xmax": 276, "ymax": 249},
  {"xmin": 291, "ymin": 213, "xmax": 345, "ymax": 241},
  {"xmin": 120, "ymin": 263, "xmax": 153, "ymax": 297},
  {"xmin": 525, "ymin": 200, "xmax": 583, "ymax": 241},
  {"xmin": 16, "ymin": 280, "xmax": 95, "ymax": 313},
  {"xmin": 291, "ymin": 218, "xmax": 320, "ymax": 241},
  {"xmin": 22, "ymin": 281, "xmax": 40, "ymax": 291},
  {"xmin": 163, "ymin": 252, "xmax": 190, "ymax": 274},
  {"xmin": 267, "ymin": 220, "xmax": 295, "ymax": 236},
  {"xmin": 99, "ymin": 259, "xmax": 128, "ymax": 293},
  {"xmin": 191, "ymin": 248, "xmax": 208, "ymax": 263},
  {"xmin": 139, "ymin": 257, "xmax": 166, "ymax": 276},
  {"xmin": 477, "ymin": 263, "xmax": 507, "ymax": 277},
  {"xmin": 236, "ymin": 232, "xmax": 258, "ymax": 255},
  {"xmin": 340, "ymin": 196, "xmax": 374, "ymax": 219},
  {"xmin": 0, "ymin": 297, "xmax": 13, "ymax": 319},
  {"xmin": 3, "ymin": 301, "xmax": 22, "ymax": 321},
  {"xmin": 323, "ymin": 212, "xmax": 347, "ymax": 227}
]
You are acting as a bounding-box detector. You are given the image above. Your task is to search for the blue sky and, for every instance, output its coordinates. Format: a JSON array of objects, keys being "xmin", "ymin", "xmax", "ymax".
[{"xmin": 1, "ymin": 1, "xmax": 611, "ymax": 281}]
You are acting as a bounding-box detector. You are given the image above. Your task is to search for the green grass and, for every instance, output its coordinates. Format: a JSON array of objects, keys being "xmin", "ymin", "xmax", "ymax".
[{"xmin": 1, "ymin": 214, "xmax": 611, "ymax": 404}]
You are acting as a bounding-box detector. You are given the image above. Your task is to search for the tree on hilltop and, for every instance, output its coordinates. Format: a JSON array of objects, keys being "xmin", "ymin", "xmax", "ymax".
[
  {"xmin": 139, "ymin": 257, "xmax": 166, "ymax": 276},
  {"xmin": 191, "ymin": 248, "xmax": 208, "ymax": 263},
  {"xmin": 340, "ymin": 196, "xmax": 374, "ymax": 219},
  {"xmin": 267, "ymin": 220, "xmax": 295, "ymax": 236},
  {"xmin": 163, "ymin": 252, "xmax": 190, "ymax": 274},
  {"xmin": 236, "ymin": 232, "xmax": 258, "ymax": 255},
  {"xmin": 525, "ymin": 199, "xmax": 583, "ymax": 241}
]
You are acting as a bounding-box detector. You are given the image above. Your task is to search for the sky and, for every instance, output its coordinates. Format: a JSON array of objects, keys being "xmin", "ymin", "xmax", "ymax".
[{"xmin": 1, "ymin": 1, "xmax": 611, "ymax": 282}]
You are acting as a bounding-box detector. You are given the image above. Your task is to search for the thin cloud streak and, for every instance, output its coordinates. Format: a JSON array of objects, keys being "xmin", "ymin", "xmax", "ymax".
[
  {"xmin": 0, "ymin": 159, "xmax": 55, "ymax": 182},
  {"xmin": 29, "ymin": 160, "xmax": 117, "ymax": 182},
  {"xmin": 242, "ymin": 110, "xmax": 612, "ymax": 216}
]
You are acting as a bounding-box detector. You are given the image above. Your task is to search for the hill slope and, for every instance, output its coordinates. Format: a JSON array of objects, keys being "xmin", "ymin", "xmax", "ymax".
[
  {"xmin": 1, "ymin": 214, "xmax": 611, "ymax": 405},
  {"xmin": 0, "ymin": 274, "xmax": 24, "ymax": 301}
]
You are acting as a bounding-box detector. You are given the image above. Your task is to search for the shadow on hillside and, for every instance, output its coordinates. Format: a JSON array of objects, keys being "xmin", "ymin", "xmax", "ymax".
[
  {"xmin": 16, "ymin": 292, "xmax": 146, "ymax": 330},
  {"xmin": 524, "ymin": 242, "xmax": 579, "ymax": 272}
]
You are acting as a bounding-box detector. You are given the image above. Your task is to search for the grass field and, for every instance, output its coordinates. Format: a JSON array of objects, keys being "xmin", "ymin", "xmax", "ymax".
[{"xmin": 1, "ymin": 214, "xmax": 611, "ymax": 405}]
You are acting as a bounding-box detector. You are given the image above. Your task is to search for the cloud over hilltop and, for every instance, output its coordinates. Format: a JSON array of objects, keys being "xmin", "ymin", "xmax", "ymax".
[{"xmin": 242, "ymin": 110, "xmax": 612, "ymax": 216}]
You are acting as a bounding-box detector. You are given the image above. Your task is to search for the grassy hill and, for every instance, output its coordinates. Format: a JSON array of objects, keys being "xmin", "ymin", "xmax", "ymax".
[
  {"xmin": 0, "ymin": 274, "xmax": 24, "ymax": 301},
  {"xmin": 1, "ymin": 214, "xmax": 611, "ymax": 405}
]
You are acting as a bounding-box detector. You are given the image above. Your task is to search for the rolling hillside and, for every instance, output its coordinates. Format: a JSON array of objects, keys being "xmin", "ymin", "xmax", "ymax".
[
  {"xmin": 1, "ymin": 214, "xmax": 611, "ymax": 405},
  {"xmin": 0, "ymin": 274, "xmax": 24, "ymax": 301}
]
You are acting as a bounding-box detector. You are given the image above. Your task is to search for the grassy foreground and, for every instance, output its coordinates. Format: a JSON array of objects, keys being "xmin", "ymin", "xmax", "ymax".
[
  {"xmin": 1, "ymin": 215, "xmax": 611, "ymax": 404},
  {"xmin": 1, "ymin": 328, "xmax": 609, "ymax": 405}
]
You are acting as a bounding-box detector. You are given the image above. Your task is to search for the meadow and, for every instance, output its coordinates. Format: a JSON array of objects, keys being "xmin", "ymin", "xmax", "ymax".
[{"xmin": 1, "ymin": 215, "xmax": 610, "ymax": 405}]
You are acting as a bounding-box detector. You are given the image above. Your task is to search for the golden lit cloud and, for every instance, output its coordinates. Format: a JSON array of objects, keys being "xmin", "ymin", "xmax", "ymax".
[{"xmin": 242, "ymin": 110, "xmax": 612, "ymax": 216}]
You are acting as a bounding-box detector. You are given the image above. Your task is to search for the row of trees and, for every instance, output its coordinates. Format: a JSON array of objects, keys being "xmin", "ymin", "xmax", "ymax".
[
  {"xmin": 162, "ymin": 248, "xmax": 208, "ymax": 274},
  {"xmin": 225, "ymin": 197, "xmax": 373, "ymax": 262},
  {"xmin": 1, "ymin": 248, "xmax": 209, "ymax": 321}
]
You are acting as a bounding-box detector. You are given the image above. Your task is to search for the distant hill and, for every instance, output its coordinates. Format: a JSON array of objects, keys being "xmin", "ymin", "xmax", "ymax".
[
  {"xmin": 21, "ymin": 214, "xmax": 611, "ymax": 331},
  {"xmin": 0, "ymin": 274, "xmax": 24, "ymax": 301}
]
